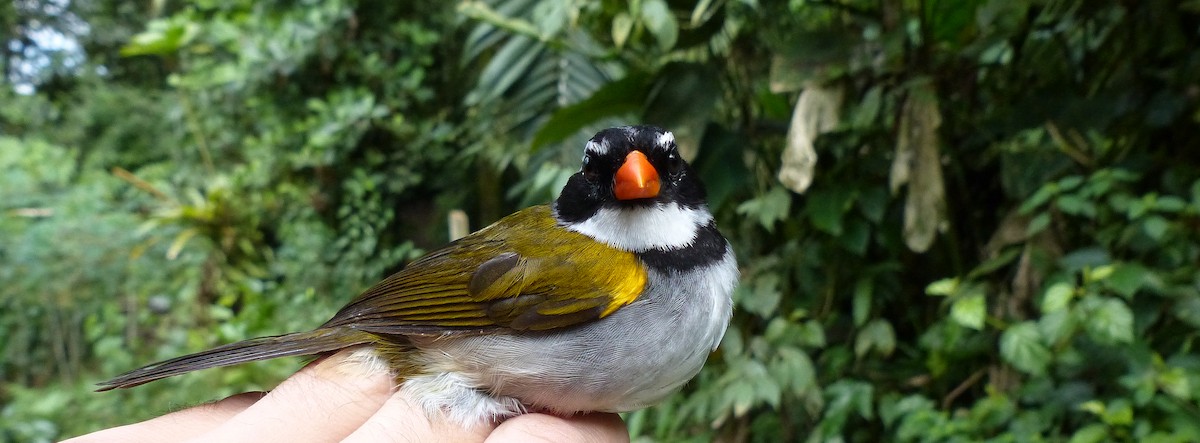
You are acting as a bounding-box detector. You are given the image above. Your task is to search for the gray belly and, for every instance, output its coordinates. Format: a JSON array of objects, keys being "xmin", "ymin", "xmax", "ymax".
[{"xmin": 411, "ymin": 256, "xmax": 736, "ymax": 413}]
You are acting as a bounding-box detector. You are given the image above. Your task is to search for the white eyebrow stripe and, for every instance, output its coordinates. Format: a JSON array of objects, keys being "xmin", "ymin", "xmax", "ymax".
[
  {"xmin": 585, "ymin": 139, "xmax": 609, "ymax": 156},
  {"xmin": 656, "ymin": 131, "xmax": 675, "ymax": 148}
]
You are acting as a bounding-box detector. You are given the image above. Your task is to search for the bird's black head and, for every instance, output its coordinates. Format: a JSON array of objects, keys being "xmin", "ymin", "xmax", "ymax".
[{"xmin": 553, "ymin": 125, "xmax": 707, "ymax": 224}]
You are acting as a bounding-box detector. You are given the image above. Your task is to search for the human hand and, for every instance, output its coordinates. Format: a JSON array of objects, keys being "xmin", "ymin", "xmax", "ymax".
[{"xmin": 65, "ymin": 348, "xmax": 628, "ymax": 442}]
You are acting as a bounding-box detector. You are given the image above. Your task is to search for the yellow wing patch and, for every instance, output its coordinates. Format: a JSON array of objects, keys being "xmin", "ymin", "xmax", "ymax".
[
  {"xmin": 598, "ymin": 254, "xmax": 646, "ymax": 316},
  {"xmin": 324, "ymin": 205, "xmax": 648, "ymax": 334},
  {"xmin": 489, "ymin": 206, "xmax": 647, "ymax": 318}
]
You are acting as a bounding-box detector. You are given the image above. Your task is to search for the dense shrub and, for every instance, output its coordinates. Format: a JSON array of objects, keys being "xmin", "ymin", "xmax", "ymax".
[{"xmin": 2, "ymin": 1, "xmax": 1198, "ymax": 441}]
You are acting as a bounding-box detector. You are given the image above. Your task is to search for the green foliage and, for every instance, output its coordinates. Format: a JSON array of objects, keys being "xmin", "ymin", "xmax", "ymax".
[{"xmin": 4, "ymin": 0, "xmax": 1200, "ymax": 441}]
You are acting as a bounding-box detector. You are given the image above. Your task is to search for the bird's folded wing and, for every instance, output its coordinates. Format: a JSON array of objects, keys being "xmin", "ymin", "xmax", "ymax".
[{"xmin": 320, "ymin": 206, "xmax": 646, "ymax": 335}]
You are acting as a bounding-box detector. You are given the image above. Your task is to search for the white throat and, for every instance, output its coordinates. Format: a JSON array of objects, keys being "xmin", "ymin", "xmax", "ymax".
[{"xmin": 563, "ymin": 202, "xmax": 712, "ymax": 252}]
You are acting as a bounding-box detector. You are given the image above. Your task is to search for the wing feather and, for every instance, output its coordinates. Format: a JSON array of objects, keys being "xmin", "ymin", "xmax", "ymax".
[{"xmin": 320, "ymin": 206, "xmax": 647, "ymax": 335}]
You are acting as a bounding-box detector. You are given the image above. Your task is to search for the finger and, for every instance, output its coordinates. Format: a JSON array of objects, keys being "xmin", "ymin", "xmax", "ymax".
[
  {"xmin": 62, "ymin": 392, "xmax": 264, "ymax": 443},
  {"xmin": 340, "ymin": 388, "xmax": 495, "ymax": 443},
  {"xmin": 188, "ymin": 346, "xmax": 393, "ymax": 443},
  {"xmin": 488, "ymin": 413, "xmax": 629, "ymax": 443}
]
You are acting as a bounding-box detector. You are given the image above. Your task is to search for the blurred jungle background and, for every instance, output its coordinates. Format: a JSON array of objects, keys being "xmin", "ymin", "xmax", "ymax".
[{"xmin": 3, "ymin": 0, "xmax": 1200, "ymax": 441}]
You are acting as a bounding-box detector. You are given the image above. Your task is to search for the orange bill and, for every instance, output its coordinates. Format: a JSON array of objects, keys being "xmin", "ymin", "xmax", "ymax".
[{"xmin": 613, "ymin": 150, "xmax": 661, "ymax": 200}]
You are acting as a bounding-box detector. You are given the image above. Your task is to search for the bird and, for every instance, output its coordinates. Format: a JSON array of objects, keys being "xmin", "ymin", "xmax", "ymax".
[{"xmin": 99, "ymin": 125, "xmax": 739, "ymax": 426}]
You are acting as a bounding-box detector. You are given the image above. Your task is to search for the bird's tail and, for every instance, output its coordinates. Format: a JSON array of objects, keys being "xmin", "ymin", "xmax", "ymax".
[{"xmin": 97, "ymin": 328, "xmax": 373, "ymax": 391}]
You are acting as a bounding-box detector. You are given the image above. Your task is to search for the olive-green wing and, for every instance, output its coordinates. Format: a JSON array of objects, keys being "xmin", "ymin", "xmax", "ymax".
[{"xmin": 320, "ymin": 206, "xmax": 646, "ymax": 335}]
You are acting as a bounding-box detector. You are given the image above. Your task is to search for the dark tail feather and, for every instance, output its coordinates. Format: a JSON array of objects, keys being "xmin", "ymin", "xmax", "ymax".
[{"xmin": 97, "ymin": 329, "xmax": 371, "ymax": 391}]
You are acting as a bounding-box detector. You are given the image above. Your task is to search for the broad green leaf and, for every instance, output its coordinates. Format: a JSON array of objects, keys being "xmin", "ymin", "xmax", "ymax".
[
  {"xmin": 1141, "ymin": 215, "xmax": 1170, "ymax": 241},
  {"xmin": 1106, "ymin": 401, "xmax": 1134, "ymax": 426},
  {"xmin": 1191, "ymin": 177, "xmax": 1200, "ymax": 205},
  {"xmin": 1099, "ymin": 261, "xmax": 1142, "ymax": 296},
  {"xmin": 642, "ymin": 63, "xmax": 721, "ymax": 159},
  {"xmin": 1080, "ymin": 399, "xmax": 1133, "ymax": 426},
  {"xmin": 738, "ymin": 186, "xmax": 792, "ymax": 232},
  {"xmin": 852, "ymin": 278, "xmax": 872, "ymax": 327},
  {"xmin": 1020, "ymin": 184, "xmax": 1059, "ymax": 215},
  {"xmin": 721, "ymin": 325, "xmax": 745, "ymax": 358},
  {"xmin": 1059, "ymin": 247, "xmax": 1112, "ymax": 272},
  {"xmin": 722, "ymin": 360, "xmax": 775, "ymax": 417},
  {"xmin": 926, "ymin": 278, "xmax": 959, "ymax": 297},
  {"xmin": 805, "ymin": 188, "xmax": 854, "ymax": 235},
  {"xmin": 766, "ymin": 29, "xmax": 856, "ymax": 92},
  {"xmin": 1041, "ymin": 281, "xmax": 1075, "ymax": 313},
  {"xmin": 1027, "ymin": 212, "xmax": 1051, "ymax": 236},
  {"xmin": 1127, "ymin": 197, "xmax": 1150, "ymax": 219},
  {"xmin": 1037, "ymin": 309, "xmax": 1076, "ymax": 344},
  {"xmin": 1068, "ymin": 424, "xmax": 1110, "ymax": 443},
  {"xmin": 1172, "ymin": 295, "xmax": 1200, "ymax": 328},
  {"xmin": 1058, "ymin": 175, "xmax": 1085, "ymax": 191},
  {"xmin": 763, "ymin": 316, "xmax": 793, "ymax": 343},
  {"xmin": 855, "ymin": 319, "xmax": 896, "ymax": 358},
  {"xmin": 857, "ymin": 186, "xmax": 889, "ymax": 223},
  {"xmin": 690, "ymin": 0, "xmax": 718, "ymax": 26},
  {"xmin": 1157, "ymin": 366, "xmax": 1191, "ymax": 400},
  {"xmin": 120, "ymin": 18, "xmax": 198, "ymax": 56},
  {"xmin": 166, "ymin": 228, "xmax": 199, "ymax": 260},
  {"xmin": 950, "ymin": 289, "xmax": 986, "ymax": 330},
  {"xmin": 849, "ymin": 86, "xmax": 883, "ymax": 128},
  {"xmin": 740, "ymin": 273, "xmax": 782, "ymax": 317},
  {"xmin": 879, "ymin": 394, "xmax": 936, "ymax": 428},
  {"xmin": 530, "ymin": 0, "xmax": 569, "ymax": 37},
  {"xmin": 771, "ymin": 346, "xmax": 816, "ymax": 395},
  {"xmin": 824, "ymin": 380, "xmax": 875, "ymax": 421},
  {"xmin": 467, "ymin": 35, "xmax": 544, "ymax": 105},
  {"xmin": 1082, "ymin": 297, "xmax": 1134, "ymax": 344},
  {"xmin": 798, "ymin": 320, "xmax": 827, "ymax": 348},
  {"xmin": 1085, "ymin": 264, "xmax": 1115, "ymax": 283},
  {"xmin": 928, "ymin": 0, "xmax": 978, "ymax": 44},
  {"xmin": 1056, "ymin": 194, "xmax": 1096, "ymax": 218},
  {"xmin": 756, "ymin": 374, "xmax": 783, "ymax": 409},
  {"xmin": 1001, "ymin": 322, "xmax": 1051, "ymax": 375},
  {"xmin": 612, "ymin": 12, "xmax": 634, "ymax": 48},
  {"xmin": 691, "ymin": 126, "xmax": 751, "ymax": 208},
  {"xmin": 458, "ymin": 1, "xmax": 540, "ymax": 39},
  {"xmin": 968, "ymin": 247, "xmax": 1021, "ymax": 279},
  {"xmin": 840, "ymin": 218, "xmax": 870, "ymax": 255},
  {"xmin": 530, "ymin": 72, "xmax": 650, "ymax": 151},
  {"xmin": 969, "ymin": 393, "xmax": 1017, "ymax": 430},
  {"xmin": 1107, "ymin": 192, "xmax": 1134, "ymax": 213},
  {"xmin": 1124, "ymin": 367, "xmax": 1158, "ymax": 407},
  {"xmin": 639, "ymin": 0, "xmax": 678, "ymax": 50},
  {"xmin": 1154, "ymin": 195, "xmax": 1187, "ymax": 212}
]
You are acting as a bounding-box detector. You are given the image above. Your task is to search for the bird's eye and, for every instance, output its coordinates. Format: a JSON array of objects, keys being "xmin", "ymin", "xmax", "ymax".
[
  {"xmin": 667, "ymin": 152, "xmax": 684, "ymax": 177},
  {"xmin": 581, "ymin": 154, "xmax": 598, "ymax": 179}
]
